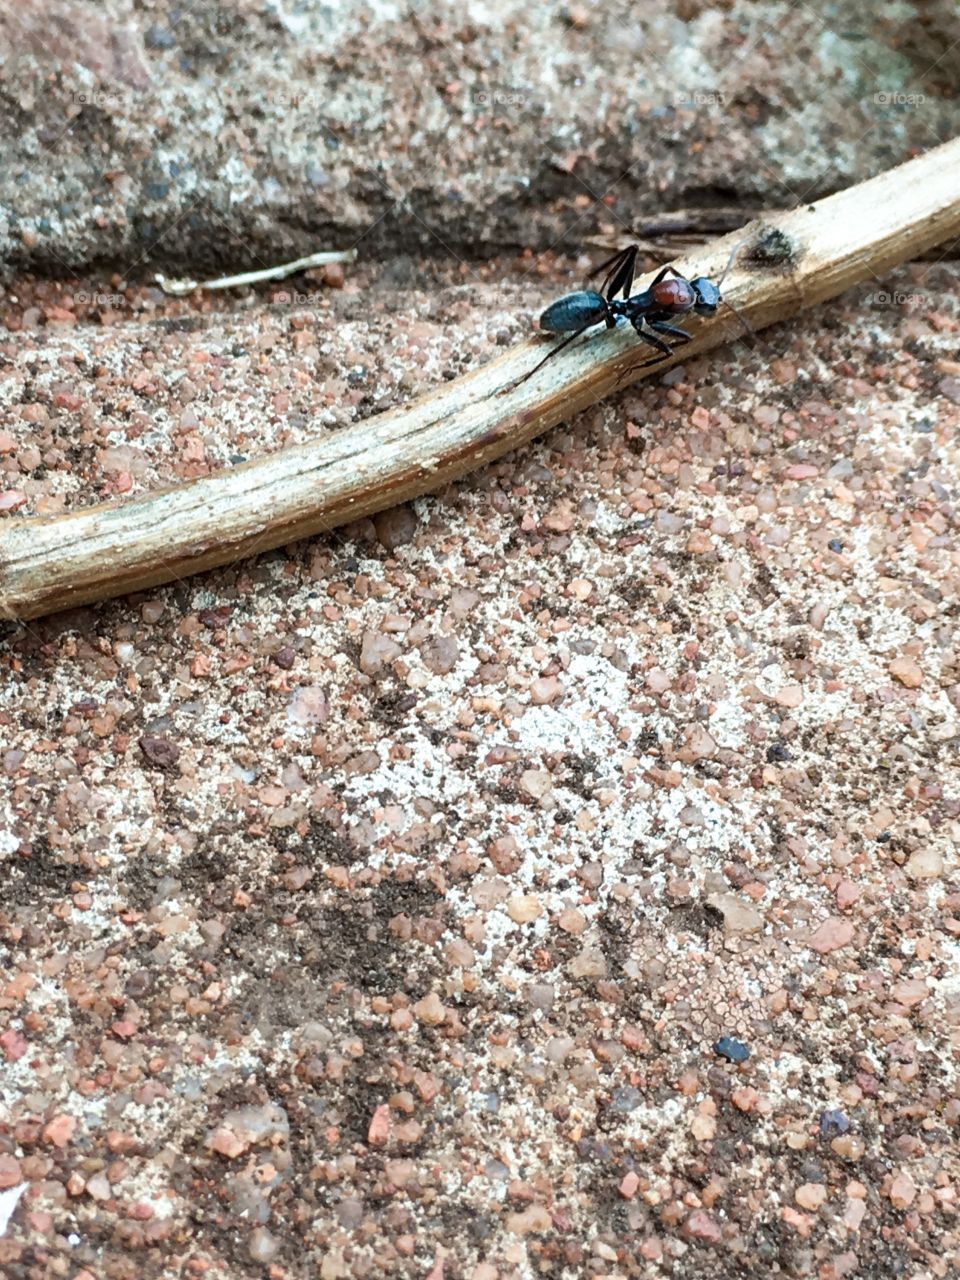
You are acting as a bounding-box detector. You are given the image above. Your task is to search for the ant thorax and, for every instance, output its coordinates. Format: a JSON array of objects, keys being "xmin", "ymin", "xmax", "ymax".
[{"xmin": 650, "ymin": 277, "xmax": 697, "ymax": 312}]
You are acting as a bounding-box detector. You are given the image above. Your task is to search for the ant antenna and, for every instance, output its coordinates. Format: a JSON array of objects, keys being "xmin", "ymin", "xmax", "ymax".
[
  {"xmin": 716, "ymin": 234, "xmax": 751, "ymax": 289},
  {"xmin": 717, "ymin": 235, "xmax": 754, "ymax": 340},
  {"xmin": 723, "ymin": 297, "xmax": 754, "ymax": 340}
]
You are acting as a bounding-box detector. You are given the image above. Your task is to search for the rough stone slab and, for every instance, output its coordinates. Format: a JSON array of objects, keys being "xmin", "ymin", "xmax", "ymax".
[{"xmin": 1, "ymin": 0, "xmax": 958, "ymax": 275}]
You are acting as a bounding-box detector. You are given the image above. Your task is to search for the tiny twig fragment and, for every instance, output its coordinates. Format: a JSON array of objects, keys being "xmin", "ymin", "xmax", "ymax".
[{"xmin": 154, "ymin": 248, "xmax": 358, "ymax": 296}]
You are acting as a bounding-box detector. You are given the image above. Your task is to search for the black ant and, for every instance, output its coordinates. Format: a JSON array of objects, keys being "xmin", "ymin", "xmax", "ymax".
[{"xmin": 510, "ymin": 238, "xmax": 748, "ymax": 389}]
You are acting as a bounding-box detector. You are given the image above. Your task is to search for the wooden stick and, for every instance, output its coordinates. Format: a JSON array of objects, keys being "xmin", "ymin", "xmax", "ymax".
[{"xmin": 3, "ymin": 138, "xmax": 960, "ymax": 621}]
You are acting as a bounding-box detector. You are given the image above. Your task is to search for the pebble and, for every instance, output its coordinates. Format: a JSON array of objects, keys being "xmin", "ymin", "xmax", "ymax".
[
  {"xmin": 0, "ymin": 489, "xmax": 27, "ymax": 512},
  {"xmin": 446, "ymin": 938, "xmax": 475, "ymax": 968},
  {"xmin": 248, "ymin": 1227, "xmax": 280, "ymax": 1263},
  {"xmin": 420, "ymin": 634, "xmax": 459, "ymax": 674},
  {"xmin": 705, "ymin": 892, "xmax": 763, "ymax": 935},
  {"xmin": 43, "ymin": 1114, "xmax": 76, "ymax": 1148},
  {"xmin": 646, "ymin": 667, "xmax": 672, "ymax": 693},
  {"xmin": 207, "ymin": 1128, "xmax": 246, "ymax": 1159},
  {"xmin": 713, "ymin": 1037, "xmax": 749, "ymax": 1064},
  {"xmin": 888, "ymin": 1171, "xmax": 916, "ymax": 1210},
  {"xmin": 519, "ymin": 768, "xmax": 552, "ymax": 799},
  {"xmin": 690, "ymin": 1113, "xmax": 716, "ymax": 1140},
  {"xmin": 889, "ymin": 977, "xmax": 927, "ymax": 1007},
  {"xmin": 507, "ymin": 894, "xmax": 542, "ymax": 924},
  {"xmin": 86, "ymin": 1173, "xmax": 111, "ymax": 1200},
  {"xmin": 138, "ymin": 734, "xmax": 180, "ymax": 769},
  {"xmin": 287, "ymin": 685, "xmax": 329, "ymax": 727},
  {"xmin": 529, "ymin": 676, "xmax": 562, "ymax": 704},
  {"xmin": 888, "ymin": 655, "xmax": 923, "ymax": 688},
  {"xmin": 373, "ymin": 504, "xmax": 418, "ymax": 549},
  {"xmin": 831, "ymin": 1134, "xmax": 865, "ymax": 1161},
  {"xmin": 506, "ymin": 1204, "xmax": 552, "ymax": 1234},
  {"xmin": 335, "ymin": 1197, "xmax": 364, "ymax": 1229},
  {"xmin": 774, "ymin": 683, "xmax": 803, "ymax": 708},
  {"xmin": 557, "ymin": 907, "xmax": 586, "ymax": 934},
  {"xmin": 220, "ymin": 1104, "xmax": 289, "ymax": 1145},
  {"xmin": 819, "ymin": 1110, "xmax": 849, "ymax": 1138},
  {"xmin": 545, "ymin": 1037, "xmax": 575, "ymax": 1063},
  {"xmin": 412, "ymin": 992, "xmax": 446, "ymax": 1025},
  {"xmin": 795, "ymin": 1183, "xmax": 827, "ymax": 1211},
  {"xmin": 905, "ymin": 848, "xmax": 943, "ymax": 880},
  {"xmin": 808, "ymin": 917, "xmax": 854, "ymax": 954},
  {"xmin": 0, "ymin": 1155, "xmax": 22, "ymax": 1189},
  {"xmin": 526, "ymin": 982, "xmax": 554, "ymax": 1010},
  {"xmin": 141, "ymin": 600, "xmax": 164, "ymax": 623},
  {"xmin": 682, "ymin": 1210, "xmax": 722, "ymax": 1245},
  {"xmin": 843, "ymin": 1197, "xmax": 867, "ymax": 1232},
  {"xmin": 610, "ymin": 1086, "xmax": 641, "ymax": 1113},
  {"xmin": 835, "ymin": 879, "xmax": 860, "ymax": 910},
  {"xmin": 568, "ymin": 947, "xmax": 607, "ymax": 979},
  {"xmin": 367, "ymin": 1104, "xmax": 392, "ymax": 1147},
  {"xmin": 359, "ymin": 629, "xmax": 401, "ymax": 675}
]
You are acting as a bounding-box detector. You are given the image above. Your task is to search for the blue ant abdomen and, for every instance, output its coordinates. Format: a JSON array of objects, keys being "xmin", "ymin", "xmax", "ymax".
[{"xmin": 539, "ymin": 291, "xmax": 609, "ymax": 334}]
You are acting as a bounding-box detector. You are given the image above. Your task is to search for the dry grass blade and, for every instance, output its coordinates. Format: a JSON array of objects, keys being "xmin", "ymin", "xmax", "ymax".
[{"xmin": 154, "ymin": 248, "xmax": 358, "ymax": 296}]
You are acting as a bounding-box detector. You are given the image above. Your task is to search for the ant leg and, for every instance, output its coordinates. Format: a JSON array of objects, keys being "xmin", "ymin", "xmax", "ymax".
[
  {"xmin": 722, "ymin": 299, "xmax": 754, "ymax": 341},
  {"xmin": 589, "ymin": 245, "xmax": 639, "ymax": 302},
  {"xmin": 644, "ymin": 263, "xmax": 689, "ymax": 289},
  {"xmin": 631, "ymin": 319, "xmax": 674, "ymax": 356},
  {"xmin": 645, "ymin": 264, "xmax": 694, "ymax": 291},
  {"xmin": 603, "ymin": 245, "xmax": 638, "ymax": 301},
  {"xmin": 613, "ymin": 323, "xmax": 678, "ymax": 386},
  {"xmin": 501, "ymin": 322, "xmax": 598, "ymax": 393},
  {"xmin": 615, "ymin": 353, "xmax": 672, "ymax": 386},
  {"xmin": 587, "ymin": 246, "xmax": 629, "ymax": 281},
  {"xmin": 647, "ymin": 321, "xmax": 691, "ymax": 343}
]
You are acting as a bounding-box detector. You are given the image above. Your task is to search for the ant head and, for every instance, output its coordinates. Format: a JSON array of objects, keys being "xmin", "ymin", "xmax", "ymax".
[
  {"xmin": 690, "ymin": 277, "xmax": 721, "ymax": 314},
  {"xmin": 696, "ymin": 233, "xmax": 753, "ymax": 325}
]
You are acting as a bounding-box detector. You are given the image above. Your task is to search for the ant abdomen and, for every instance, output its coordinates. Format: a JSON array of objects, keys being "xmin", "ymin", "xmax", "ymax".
[{"xmin": 539, "ymin": 290, "xmax": 610, "ymax": 334}]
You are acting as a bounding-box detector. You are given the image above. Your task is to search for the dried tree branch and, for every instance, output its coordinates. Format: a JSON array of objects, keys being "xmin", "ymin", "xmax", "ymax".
[{"xmin": 3, "ymin": 137, "xmax": 960, "ymax": 620}]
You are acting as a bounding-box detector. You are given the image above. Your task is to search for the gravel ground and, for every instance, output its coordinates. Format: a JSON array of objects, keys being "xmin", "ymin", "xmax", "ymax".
[{"xmin": 0, "ymin": 254, "xmax": 959, "ymax": 1279}]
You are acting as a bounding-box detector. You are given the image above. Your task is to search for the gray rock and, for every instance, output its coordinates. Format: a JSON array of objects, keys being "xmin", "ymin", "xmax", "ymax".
[{"xmin": 2, "ymin": 2, "xmax": 955, "ymax": 276}]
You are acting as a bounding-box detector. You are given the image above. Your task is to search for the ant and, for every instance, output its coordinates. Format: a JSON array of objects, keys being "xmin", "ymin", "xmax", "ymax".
[{"xmin": 510, "ymin": 238, "xmax": 748, "ymax": 389}]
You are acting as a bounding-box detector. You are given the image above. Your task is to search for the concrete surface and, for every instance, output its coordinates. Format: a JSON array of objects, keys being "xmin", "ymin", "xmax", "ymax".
[{"xmin": 1, "ymin": 2, "xmax": 960, "ymax": 1278}]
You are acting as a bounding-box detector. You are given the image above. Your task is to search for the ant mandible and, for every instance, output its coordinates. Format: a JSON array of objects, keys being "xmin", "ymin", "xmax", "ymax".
[{"xmin": 510, "ymin": 238, "xmax": 746, "ymax": 389}]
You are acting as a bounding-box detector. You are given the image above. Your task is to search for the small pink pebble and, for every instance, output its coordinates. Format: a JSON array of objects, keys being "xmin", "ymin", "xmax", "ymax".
[{"xmin": 0, "ymin": 489, "xmax": 27, "ymax": 512}]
